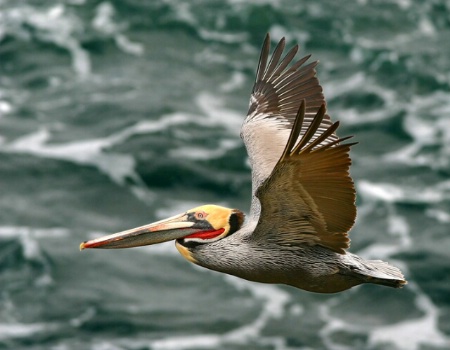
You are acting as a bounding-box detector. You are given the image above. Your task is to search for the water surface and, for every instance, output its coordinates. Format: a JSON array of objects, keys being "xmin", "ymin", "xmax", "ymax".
[{"xmin": 1, "ymin": 1, "xmax": 450, "ymax": 349}]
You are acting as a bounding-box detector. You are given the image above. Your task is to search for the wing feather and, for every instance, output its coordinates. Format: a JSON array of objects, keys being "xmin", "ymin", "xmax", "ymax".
[
  {"xmin": 241, "ymin": 34, "xmax": 339, "ymax": 219},
  {"xmin": 264, "ymin": 37, "xmax": 286, "ymax": 80},
  {"xmin": 280, "ymin": 100, "xmax": 305, "ymax": 161},
  {"xmin": 252, "ymin": 103, "xmax": 357, "ymax": 254}
]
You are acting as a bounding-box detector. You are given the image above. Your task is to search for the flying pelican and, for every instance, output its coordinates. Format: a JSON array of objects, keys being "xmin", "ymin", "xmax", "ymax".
[{"xmin": 80, "ymin": 34, "xmax": 406, "ymax": 293}]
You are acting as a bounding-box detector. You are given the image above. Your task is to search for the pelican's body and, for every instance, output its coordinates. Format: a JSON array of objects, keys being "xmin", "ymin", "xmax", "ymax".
[
  {"xmin": 177, "ymin": 229, "xmax": 400, "ymax": 293},
  {"xmin": 81, "ymin": 34, "xmax": 406, "ymax": 293}
]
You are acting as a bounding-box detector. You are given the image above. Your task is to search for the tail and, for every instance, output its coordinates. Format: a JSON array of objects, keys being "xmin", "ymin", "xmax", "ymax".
[
  {"xmin": 359, "ymin": 259, "xmax": 407, "ymax": 288},
  {"xmin": 345, "ymin": 254, "xmax": 407, "ymax": 288}
]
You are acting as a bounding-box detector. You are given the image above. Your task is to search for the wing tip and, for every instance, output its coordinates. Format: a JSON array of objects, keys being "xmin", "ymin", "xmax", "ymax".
[{"xmin": 249, "ymin": 33, "xmax": 322, "ymax": 121}]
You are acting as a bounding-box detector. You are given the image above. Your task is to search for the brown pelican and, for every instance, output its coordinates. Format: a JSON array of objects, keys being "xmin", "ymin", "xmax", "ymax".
[{"xmin": 80, "ymin": 34, "xmax": 406, "ymax": 293}]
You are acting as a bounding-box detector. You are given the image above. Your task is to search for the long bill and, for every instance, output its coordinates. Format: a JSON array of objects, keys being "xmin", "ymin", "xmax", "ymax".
[{"xmin": 80, "ymin": 212, "xmax": 197, "ymax": 250}]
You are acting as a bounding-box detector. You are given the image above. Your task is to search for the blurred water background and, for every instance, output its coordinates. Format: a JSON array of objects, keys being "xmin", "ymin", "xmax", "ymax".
[{"xmin": 1, "ymin": 0, "xmax": 450, "ymax": 349}]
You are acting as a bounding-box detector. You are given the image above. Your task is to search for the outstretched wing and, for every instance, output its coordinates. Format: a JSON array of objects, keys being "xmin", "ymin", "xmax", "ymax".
[
  {"xmin": 251, "ymin": 101, "xmax": 357, "ymax": 254},
  {"xmin": 241, "ymin": 34, "xmax": 338, "ymax": 217}
]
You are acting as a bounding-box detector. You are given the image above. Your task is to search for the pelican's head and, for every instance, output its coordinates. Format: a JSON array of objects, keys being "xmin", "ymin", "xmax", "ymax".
[{"xmin": 80, "ymin": 205, "xmax": 245, "ymax": 260}]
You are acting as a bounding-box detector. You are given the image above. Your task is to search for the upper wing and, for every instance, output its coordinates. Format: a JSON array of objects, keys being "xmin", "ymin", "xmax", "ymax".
[
  {"xmin": 241, "ymin": 34, "xmax": 338, "ymax": 216},
  {"xmin": 251, "ymin": 101, "xmax": 357, "ymax": 254}
]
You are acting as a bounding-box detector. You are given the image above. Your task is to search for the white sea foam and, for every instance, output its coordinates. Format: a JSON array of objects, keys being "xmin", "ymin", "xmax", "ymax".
[
  {"xmin": 13, "ymin": 4, "xmax": 91, "ymax": 77},
  {"xmin": 352, "ymin": 182, "xmax": 450, "ymax": 350},
  {"xmin": 1, "ymin": 127, "xmax": 148, "ymax": 200},
  {"xmin": 92, "ymin": 2, "xmax": 144, "ymax": 56},
  {"xmin": 0, "ymin": 226, "xmax": 68, "ymax": 286},
  {"xmin": 152, "ymin": 334, "xmax": 221, "ymax": 350},
  {"xmin": 92, "ymin": 342, "xmax": 124, "ymax": 350},
  {"xmin": 319, "ymin": 280, "xmax": 450, "ymax": 350},
  {"xmin": 319, "ymin": 177, "xmax": 449, "ymax": 350},
  {"xmin": 222, "ymin": 278, "xmax": 290, "ymax": 347},
  {"xmin": 358, "ymin": 180, "xmax": 450, "ymax": 204},
  {"xmin": 5, "ymin": 3, "xmax": 90, "ymax": 76},
  {"xmin": 387, "ymin": 213, "xmax": 410, "ymax": 242},
  {"xmin": 0, "ymin": 100, "xmax": 13, "ymax": 116},
  {"xmin": 169, "ymin": 138, "xmax": 240, "ymax": 160},
  {"xmin": 219, "ymin": 71, "xmax": 246, "ymax": 93},
  {"xmin": 128, "ymin": 92, "xmax": 245, "ymax": 161},
  {"xmin": 195, "ymin": 91, "xmax": 244, "ymax": 131},
  {"xmin": 164, "ymin": 1, "xmax": 198, "ymax": 26},
  {"xmin": 198, "ymin": 29, "xmax": 248, "ymax": 44},
  {"xmin": 140, "ymin": 268, "xmax": 292, "ymax": 349},
  {"xmin": 324, "ymin": 72, "xmax": 401, "ymax": 125},
  {"xmin": 369, "ymin": 282, "xmax": 450, "ymax": 350},
  {"xmin": 67, "ymin": 0, "xmax": 86, "ymax": 4},
  {"xmin": 0, "ymin": 2, "xmax": 144, "ymax": 80},
  {"xmin": 384, "ymin": 91, "xmax": 450, "ymax": 169},
  {"xmin": 426, "ymin": 208, "xmax": 450, "ymax": 223},
  {"xmin": 0, "ymin": 322, "xmax": 60, "ymax": 340},
  {"xmin": 0, "ymin": 225, "xmax": 69, "ymax": 242},
  {"xmin": 268, "ymin": 24, "xmax": 311, "ymax": 47},
  {"xmin": 0, "ymin": 92, "xmax": 245, "ymax": 205},
  {"xmin": 69, "ymin": 307, "xmax": 96, "ymax": 328},
  {"xmin": 366, "ymin": 207, "xmax": 450, "ymax": 350}
]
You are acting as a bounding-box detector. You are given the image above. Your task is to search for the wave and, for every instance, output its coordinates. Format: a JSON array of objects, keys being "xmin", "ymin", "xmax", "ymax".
[{"xmin": 0, "ymin": 2, "xmax": 144, "ymax": 79}]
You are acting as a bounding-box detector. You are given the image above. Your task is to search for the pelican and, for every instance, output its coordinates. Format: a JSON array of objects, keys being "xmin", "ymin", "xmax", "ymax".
[{"xmin": 80, "ymin": 34, "xmax": 406, "ymax": 293}]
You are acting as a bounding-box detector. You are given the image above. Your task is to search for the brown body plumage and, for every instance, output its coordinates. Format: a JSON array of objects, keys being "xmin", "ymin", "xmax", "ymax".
[{"xmin": 80, "ymin": 34, "xmax": 406, "ymax": 293}]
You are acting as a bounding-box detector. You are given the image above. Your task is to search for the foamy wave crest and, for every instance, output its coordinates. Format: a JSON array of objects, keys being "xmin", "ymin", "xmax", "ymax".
[
  {"xmin": 0, "ymin": 2, "xmax": 145, "ymax": 79},
  {"xmin": 319, "ymin": 271, "xmax": 450, "ymax": 350},
  {"xmin": 325, "ymin": 72, "xmax": 401, "ymax": 125},
  {"xmin": 0, "ymin": 226, "xmax": 69, "ymax": 258},
  {"xmin": 316, "ymin": 175, "xmax": 450, "ymax": 350},
  {"xmin": 0, "ymin": 4, "xmax": 91, "ymax": 77},
  {"xmin": 92, "ymin": 2, "xmax": 144, "ymax": 56},
  {"xmin": 0, "ymin": 322, "xmax": 61, "ymax": 341},
  {"xmin": 384, "ymin": 91, "xmax": 450, "ymax": 170},
  {"xmin": 0, "ymin": 226, "xmax": 68, "ymax": 287},
  {"xmin": 147, "ymin": 276, "xmax": 292, "ymax": 350},
  {"xmin": 358, "ymin": 180, "xmax": 450, "ymax": 204},
  {"xmin": 0, "ymin": 93, "xmax": 245, "ymax": 202},
  {"xmin": 195, "ymin": 91, "xmax": 244, "ymax": 130},
  {"xmin": 1, "ymin": 127, "xmax": 150, "ymax": 201},
  {"xmin": 369, "ymin": 282, "xmax": 450, "ymax": 350}
]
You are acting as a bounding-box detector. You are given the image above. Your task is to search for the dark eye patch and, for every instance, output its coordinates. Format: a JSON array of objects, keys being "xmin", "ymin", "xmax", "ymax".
[{"xmin": 186, "ymin": 212, "xmax": 214, "ymax": 229}]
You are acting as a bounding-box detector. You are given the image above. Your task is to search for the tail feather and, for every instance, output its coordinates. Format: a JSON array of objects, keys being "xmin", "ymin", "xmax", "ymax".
[
  {"xmin": 360, "ymin": 259, "xmax": 407, "ymax": 288},
  {"xmin": 344, "ymin": 254, "xmax": 407, "ymax": 289}
]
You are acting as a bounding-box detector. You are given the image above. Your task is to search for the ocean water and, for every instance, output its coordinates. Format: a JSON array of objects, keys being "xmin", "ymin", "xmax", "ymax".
[{"xmin": 1, "ymin": 0, "xmax": 450, "ymax": 349}]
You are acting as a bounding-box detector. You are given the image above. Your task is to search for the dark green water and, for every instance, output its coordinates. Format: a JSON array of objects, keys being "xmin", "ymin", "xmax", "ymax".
[{"xmin": 1, "ymin": 0, "xmax": 450, "ymax": 349}]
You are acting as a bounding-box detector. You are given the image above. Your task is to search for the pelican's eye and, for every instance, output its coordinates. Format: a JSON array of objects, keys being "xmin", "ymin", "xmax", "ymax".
[{"xmin": 194, "ymin": 211, "xmax": 208, "ymax": 220}]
